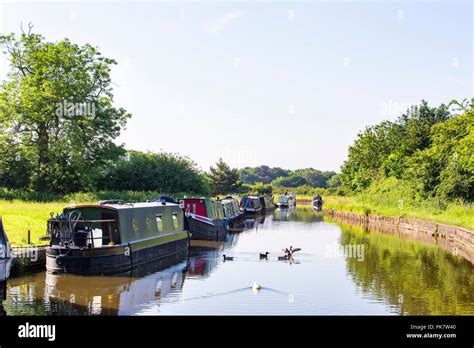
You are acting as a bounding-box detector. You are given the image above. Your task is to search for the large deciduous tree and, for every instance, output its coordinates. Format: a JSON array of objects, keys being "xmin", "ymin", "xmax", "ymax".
[{"xmin": 0, "ymin": 26, "xmax": 130, "ymax": 192}]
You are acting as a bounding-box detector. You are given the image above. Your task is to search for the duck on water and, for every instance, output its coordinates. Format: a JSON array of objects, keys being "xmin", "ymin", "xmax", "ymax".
[{"xmin": 45, "ymin": 200, "xmax": 189, "ymax": 275}]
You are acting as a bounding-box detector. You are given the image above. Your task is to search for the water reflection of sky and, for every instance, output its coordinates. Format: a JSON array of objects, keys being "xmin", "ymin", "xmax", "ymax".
[{"xmin": 4, "ymin": 206, "xmax": 474, "ymax": 315}]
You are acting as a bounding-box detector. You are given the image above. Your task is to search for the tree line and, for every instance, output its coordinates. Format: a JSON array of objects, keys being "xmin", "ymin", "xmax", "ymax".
[
  {"xmin": 340, "ymin": 99, "xmax": 474, "ymax": 202},
  {"xmin": 239, "ymin": 166, "xmax": 340, "ymax": 188}
]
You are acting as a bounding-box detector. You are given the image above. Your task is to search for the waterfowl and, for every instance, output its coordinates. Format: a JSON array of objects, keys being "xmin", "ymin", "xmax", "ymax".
[
  {"xmin": 259, "ymin": 252, "xmax": 269, "ymax": 259},
  {"xmin": 222, "ymin": 254, "xmax": 234, "ymax": 261},
  {"xmin": 278, "ymin": 255, "xmax": 288, "ymax": 260},
  {"xmin": 252, "ymin": 282, "xmax": 262, "ymax": 291},
  {"xmin": 282, "ymin": 246, "xmax": 302, "ymax": 257}
]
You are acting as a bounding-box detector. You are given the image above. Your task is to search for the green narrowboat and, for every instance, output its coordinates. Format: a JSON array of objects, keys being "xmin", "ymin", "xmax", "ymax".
[
  {"xmin": 220, "ymin": 196, "xmax": 245, "ymax": 232},
  {"xmin": 46, "ymin": 201, "xmax": 189, "ymax": 275},
  {"xmin": 259, "ymin": 195, "xmax": 276, "ymax": 212}
]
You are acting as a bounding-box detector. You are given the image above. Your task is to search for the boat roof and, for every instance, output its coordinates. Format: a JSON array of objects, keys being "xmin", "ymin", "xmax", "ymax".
[
  {"xmin": 151, "ymin": 196, "xmax": 179, "ymax": 204},
  {"xmin": 221, "ymin": 198, "xmax": 237, "ymax": 204},
  {"xmin": 66, "ymin": 201, "xmax": 180, "ymax": 211}
]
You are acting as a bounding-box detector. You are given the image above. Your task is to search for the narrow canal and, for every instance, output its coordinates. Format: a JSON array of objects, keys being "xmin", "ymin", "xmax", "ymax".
[{"xmin": 3, "ymin": 206, "xmax": 474, "ymax": 315}]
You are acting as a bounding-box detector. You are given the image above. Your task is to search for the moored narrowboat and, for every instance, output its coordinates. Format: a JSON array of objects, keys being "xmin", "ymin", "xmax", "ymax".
[
  {"xmin": 276, "ymin": 192, "xmax": 296, "ymax": 208},
  {"xmin": 152, "ymin": 196, "xmax": 179, "ymax": 204},
  {"xmin": 46, "ymin": 201, "xmax": 189, "ymax": 275},
  {"xmin": 182, "ymin": 198, "xmax": 227, "ymax": 241},
  {"xmin": 259, "ymin": 195, "xmax": 275, "ymax": 212},
  {"xmin": 312, "ymin": 195, "xmax": 323, "ymax": 211},
  {"xmin": 0, "ymin": 218, "xmax": 13, "ymax": 303},
  {"xmin": 240, "ymin": 196, "xmax": 263, "ymax": 216},
  {"xmin": 220, "ymin": 196, "xmax": 245, "ymax": 232}
]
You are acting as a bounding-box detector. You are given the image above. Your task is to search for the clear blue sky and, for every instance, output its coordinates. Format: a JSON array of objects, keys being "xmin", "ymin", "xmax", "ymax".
[{"xmin": 0, "ymin": 1, "xmax": 472, "ymax": 172}]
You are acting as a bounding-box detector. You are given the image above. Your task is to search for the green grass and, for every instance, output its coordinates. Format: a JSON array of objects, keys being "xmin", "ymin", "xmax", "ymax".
[
  {"xmin": 320, "ymin": 195, "xmax": 474, "ymax": 231},
  {"xmin": 290, "ymin": 177, "xmax": 474, "ymax": 230},
  {"xmin": 0, "ymin": 199, "xmax": 87, "ymax": 246}
]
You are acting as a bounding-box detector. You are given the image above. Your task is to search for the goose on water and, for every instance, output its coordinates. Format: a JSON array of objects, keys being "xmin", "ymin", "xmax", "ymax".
[
  {"xmin": 282, "ymin": 246, "xmax": 301, "ymax": 257},
  {"xmin": 222, "ymin": 254, "xmax": 234, "ymax": 261}
]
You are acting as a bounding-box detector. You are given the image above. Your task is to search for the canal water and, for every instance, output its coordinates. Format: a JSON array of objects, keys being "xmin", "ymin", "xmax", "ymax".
[{"xmin": 3, "ymin": 206, "xmax": 474, "ymax": 315}]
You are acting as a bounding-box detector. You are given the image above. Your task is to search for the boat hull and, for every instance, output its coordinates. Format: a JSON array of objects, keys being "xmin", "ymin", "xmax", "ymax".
[
  {"xmin": 312, "ymin": 203, "xmax": 323, "ymax": 211},
  {"xmin": 187, "ymin": 215, "xmax": 227, "ymax": 241},
  {"xmin": 242, "ymin": 207, "xmax": 262, "ymax": 217},
  {"xmin": 0, "ymin": 218, "xmax": 12, "ymax": 282},
  {"xmin": 226, "ymin": 212, "xmax": 245, "ymax": 232},
  {"xmin": 46, "ymin": 231, "xmax": 189, "ymax": 276},
  {"xmin": 0, "ymin": 280, "xmax": 5, "ymax": 302},
  {"xmin": 277, "ymin": 203, "xmax": 295, "ymax": 209}
]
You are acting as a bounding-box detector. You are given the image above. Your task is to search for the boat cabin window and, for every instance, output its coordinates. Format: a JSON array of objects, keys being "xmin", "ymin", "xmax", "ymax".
[
  {"xmin": 172, "ymin": 213, "xmax": 179, "ymax": 229},
  {"xmin": 156, "ymin": 215, "xmax": 163, "ymax": 232},
  {"xmin": 192, "ymin": 204, "xmax": 197, "ymax": 214},
  {"xmin": 132, "ymin": 219, "xmax": 138, "ymax": 234},
  {"xmin": 146, "ymin": 217, "xmax": 153, "ymax": 231}
]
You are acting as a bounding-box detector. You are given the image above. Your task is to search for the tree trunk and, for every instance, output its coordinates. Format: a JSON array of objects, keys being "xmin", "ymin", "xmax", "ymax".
[{"xmin": 35, "ymin": 123, "xmax": 49, "ymax": 192}]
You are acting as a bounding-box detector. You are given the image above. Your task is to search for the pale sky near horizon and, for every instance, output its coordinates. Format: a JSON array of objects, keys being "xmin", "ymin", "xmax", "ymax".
[{"xmin": 0, "ymin": 0, "xmax": 472, "ymax": 172}]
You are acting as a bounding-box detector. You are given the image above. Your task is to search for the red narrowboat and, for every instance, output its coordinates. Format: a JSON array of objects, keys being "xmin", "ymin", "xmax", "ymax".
[{"xmin": 182, "ymin": 198, "xmax": 227, "ymax": 241}]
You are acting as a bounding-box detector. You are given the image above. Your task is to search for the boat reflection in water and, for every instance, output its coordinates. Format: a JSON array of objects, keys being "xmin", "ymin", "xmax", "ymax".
[
  {"xmin": 0, "ymin": 280, "xmax": 5, "ymax": 316},
  {"xmin": 243, "ymin": 214, "xmax": 268, "ymax": 230},
  {"xmin": 274, "ymin": 205, "xmax": 297, "ymax": 221},
  {"xmin": 187, "ymin": 247, "xmax": 220, "ymax": 280},
  {"xmin": 5, "ymin": 251, "xmax": 187, "ymax": 315},
  {"xmin": 273, "ymin": 205, "xmax": 323, "ymax": 223}
]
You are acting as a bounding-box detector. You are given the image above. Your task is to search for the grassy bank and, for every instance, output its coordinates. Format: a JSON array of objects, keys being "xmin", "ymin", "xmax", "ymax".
[
  {"xmin": 318, "ymin": 195, "xmax": 474, "ymax": 231},
  {"xmin": 0, "ymin": 200, "xmax": 76, "ymax": 245}
]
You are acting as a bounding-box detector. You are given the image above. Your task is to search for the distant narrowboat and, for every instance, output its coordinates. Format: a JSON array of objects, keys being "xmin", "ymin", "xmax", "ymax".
[
  {"xmin": 240, "ymin": 196, "xmax": 263, "ymax": 216},
  {"xmin": 152, "ymin": 196, "xmax": 179, "ymax": 204},
  {"xmin": 0, "ymin": 218, "xmax": 13, "ymax": 303},
  {"xmin": 220, "ymin": 196, "xmax": 245, "ymax": 232},
  {"xmin": 276, "ymin": 193, "xmax": 296, "ymax": 208},
  {"xmin": 182, "ymin": 198, "xmax": 227, "ymax": 241},
  {"xmin": 259, "ymin": 195, "xmax": 275, "ymax": 212},
  {"xmin": 312, "ymin": 195, "xmax": 323, "ymax": 211},
  {"xmin": 46, "ymin": 201, "xmax": 189, "ymax": 275}
]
